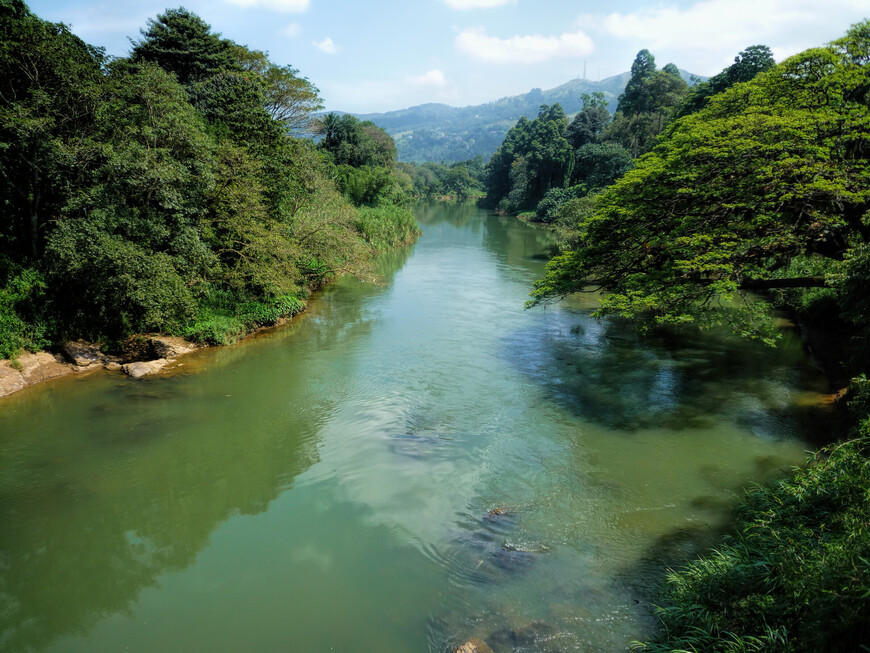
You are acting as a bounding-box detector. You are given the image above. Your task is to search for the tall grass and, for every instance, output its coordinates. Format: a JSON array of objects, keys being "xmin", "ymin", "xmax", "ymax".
[
  {"xmin": 633, "ymin": 434, "xmax": 870, "ymax": 652},
  {"xmin": 354, "ymin": 205, "xmax": 420, "ymax": 252},
  {"xmin": 178, "ymin": 285, "xmax": 305, "ymax": 346}
]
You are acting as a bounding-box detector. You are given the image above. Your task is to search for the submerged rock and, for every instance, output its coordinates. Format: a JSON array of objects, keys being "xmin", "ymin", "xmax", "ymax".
[
  {"xmin": 453, "ymin": 637, "xmax": 493, "ymax": 653},
  {"xmin": 488, "ymin": 621, "xmax": 557, "ymax": 649}
]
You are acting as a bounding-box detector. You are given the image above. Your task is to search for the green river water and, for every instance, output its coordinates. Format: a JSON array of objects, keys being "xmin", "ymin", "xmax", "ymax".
[{"xmin": 0, "ymin": 202, "xmax": 828, "ymax": 652}]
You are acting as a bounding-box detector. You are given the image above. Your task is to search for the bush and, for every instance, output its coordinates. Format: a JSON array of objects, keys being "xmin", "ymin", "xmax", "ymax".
[
  {"xmin": 534, "ymin": 185, "xmax": 584, "ymax": 223},
  {"xmin": 634, "ymin": 435, "xmax": 870, "ymax": 652},
  {"xmin": 180, "ymin": 285, "xmax": 305, "ymax": 345},
  {"xmin": 0, "ymin": 263, "xmax": 51, "ymax": 359}
]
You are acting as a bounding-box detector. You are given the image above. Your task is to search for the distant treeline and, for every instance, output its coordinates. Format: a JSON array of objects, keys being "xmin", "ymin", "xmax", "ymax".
[
  {"xmin": 398, "ymin": 157, "xmax": 486, "ymax": 200},
  {"xmin": 481, "ymin": 45, "xmax": 775, "ymax": 222},
  {"xmin": 0, "ymin": 1, "xmax": 419, "ymax": 357}
]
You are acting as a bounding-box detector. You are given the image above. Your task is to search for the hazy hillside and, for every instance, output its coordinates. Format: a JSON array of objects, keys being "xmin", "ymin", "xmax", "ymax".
[{"xmin": 352, "ymin": 70, "xmax": 698, "ymax": 163}]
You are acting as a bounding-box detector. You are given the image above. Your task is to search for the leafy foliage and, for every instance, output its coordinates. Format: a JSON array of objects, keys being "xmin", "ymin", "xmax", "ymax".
[
  {"xmin": 318, "ymin": 113, "xmax": 396, "ymax": 168},
  {"xmin": 482, "ymin": 104, "xmax": 573, "ymax": 213},
  {"xmin": 634, "ymin": 435, "xmax": 870, "ymax": 653},
  {"xmin": 234, "ymin": 46, "xmax": 323, "ymax": 133},
  {"xmin": 0, "ymin": 3, "xmax": 418, "ymax": 356},
  {"xmin": 678, "ymin": 45, "xmax": 776, "ymax": 118},
  {"xmin": 130, "ymin": 7, "xmax": 241, "ymax": 85},
  {"xmin": 530, "ymin": 21, "xmax": 870, "ymax": 343}
]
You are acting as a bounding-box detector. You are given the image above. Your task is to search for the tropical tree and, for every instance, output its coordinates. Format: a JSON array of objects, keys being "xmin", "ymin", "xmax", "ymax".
[
  {"xmin": 566, "ymin": 92, "xmax": 610, "ymax": 149},
  {"xmin": 530, "ymin": 21, "xmax": 870, "ymax": 343},
  {"xmin": 678, "ymin": 44, "xmax": 776, "ymax": 117},
  {"xmin": 130, "ymin": 7, "xmax": 240, "ymax": 85},
  {"xmin": 317, "ymin": 113, "xmax": 396, "ymax": 168},
  {"xmin": 0, "ymin": 0, "xmax": 104, "ymax": 261},
  {"xmin": 234, "ymin": 46, "xmax": 323, "ymax": 133}
]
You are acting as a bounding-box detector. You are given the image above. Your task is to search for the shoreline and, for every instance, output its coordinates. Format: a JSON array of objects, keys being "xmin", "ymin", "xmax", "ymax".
[{"xmin": 0, "ymin": 311, "xmax": 310, "ymax": 400}]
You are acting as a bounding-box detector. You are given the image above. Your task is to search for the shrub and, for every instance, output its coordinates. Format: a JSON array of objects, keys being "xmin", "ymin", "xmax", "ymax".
[
  {"xmin": 180, "ymin": 285, "xmax": 305, "ymax": 345},
  {"xmin": 0, "ymin": 263, "xmax": 51, "ymax": 359},
  {"xmin": 634, "ymin": 435, "xmax": 870, "ymax": 652}
]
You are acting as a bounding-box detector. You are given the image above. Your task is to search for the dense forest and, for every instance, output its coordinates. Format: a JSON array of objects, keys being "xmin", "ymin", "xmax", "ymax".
[
  {"xmin": 0, "ymin": 1, "xmax": 419, "ymax": 358},
  {"xmin": 480, "ymin": 45, "xmax": 775, "ymax": 220},
  {"xmin": 481, "ymin": 23, "xmax": 870, "ymax": 652}
]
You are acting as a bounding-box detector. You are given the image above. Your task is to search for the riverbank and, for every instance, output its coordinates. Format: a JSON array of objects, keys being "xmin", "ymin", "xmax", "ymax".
[
  {"xmin": 0, "ymin": 335, "xmax": 202, "ymax": 398},
  {"xmin": 0, "ymin": 220, "xmax": 423, "ymax": 400}
]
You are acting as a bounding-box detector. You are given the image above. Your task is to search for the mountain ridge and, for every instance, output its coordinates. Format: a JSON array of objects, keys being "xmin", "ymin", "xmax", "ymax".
[{"xmin": 346, "ymin": 69, "xmax": 698, "ymax": 163}]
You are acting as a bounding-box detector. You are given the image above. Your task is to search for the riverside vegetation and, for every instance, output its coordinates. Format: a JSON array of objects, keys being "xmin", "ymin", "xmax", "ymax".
[
  {"xmin": 0, "ymin": 1, "xmax": 418, "ymax": 360},
  {"xmin": 479, "ymin": 22, "xmax": 870, "ymax": 652}
]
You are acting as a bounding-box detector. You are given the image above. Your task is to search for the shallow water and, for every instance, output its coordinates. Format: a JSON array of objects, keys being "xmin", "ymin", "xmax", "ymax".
[{"xmin": 0, "ymin": 202, "xmax": 826, "ymax": 652}]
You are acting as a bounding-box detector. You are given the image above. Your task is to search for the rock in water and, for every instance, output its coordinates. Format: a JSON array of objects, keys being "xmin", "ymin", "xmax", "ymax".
[
  {"xmin": 453, "ymin": 638, "xmax": 493, "ymax": 653},
  {"xmin": 122, "ymin": 359, "xmax": 169, "ymax": 379}
]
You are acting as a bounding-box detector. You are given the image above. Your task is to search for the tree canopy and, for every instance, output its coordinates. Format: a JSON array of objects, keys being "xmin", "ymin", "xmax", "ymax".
[
  {"xmin": 529, "ymin": 21, "xmax": 870, "ymax": 343},
  {"xmin": 0, "ymin": 2, "xmax": 418, "ymax": 353},
  {"xmin": 317, "ymin": 113, "xmax": 397, "ymax": 168},
  {"xmin": 678, "ymin": 44, "xmax": 776, "ymax": 117},
  {"xmin": 481, "ymin": 104, "xmax": 573, "ymax": 213},
  {"xmin": 130, "ymin": 7, "xmax": 241, "ymax": 85}
]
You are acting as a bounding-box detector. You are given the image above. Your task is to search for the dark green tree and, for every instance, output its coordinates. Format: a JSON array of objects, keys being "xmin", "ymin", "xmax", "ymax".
[
  {"xmin": 43, "ymin": 62, "xmax": 216, "ymax": 336},
  {"xmin": 566, "ymin": 92, "xmax": 610, "ymax": 149},
  {"xmin": 617, "ymin": 49, "xmax": 657, "ymax": 116},
  {"xmin": 130, "ymin": 7, "xmax": 240, "ymax": 85},
  {"xmin": 678, "ymin": 44, "xmax": 775, "ymax": 117},
  {"xmin": 0, "ymin": 0, "xmax": 104, "ymax": 261},
  {"xmin": 572, "ymin": 142, "xmax": 632, "ymax": 191},
  {"xmin": 317, "ymin": 113, "xmax": 397, "ymax": 168},
  {"xmin": 187, "ymin": 70, "xmax": 281, "ymax": 150},
  {"xmin": 482, "ymin": 105, "xmax": 573, "ymax": 212}
]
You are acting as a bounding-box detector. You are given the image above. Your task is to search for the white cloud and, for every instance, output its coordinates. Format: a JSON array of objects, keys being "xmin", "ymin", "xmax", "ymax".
[
  {"xmin": 455, "ymin": 27, "xmax": 594, "ymax": 64},
  {"xmin": 585, "ymin": 0, "xmax": 868, "ymax": 74},
  {"xmin": 225, "ymin": 0, "xmax": 310, "ymax": 12},
  {"xmin": 405, "ymin": 69, "xmax": 447, "ymax": 87},
  {"xmin": 442, "ymin": 0, "xmax": 515, "ymax": 8},
  {"xmin": 279, "ymin": 22, "xmax": 301, "ymax": 37},
  {"xmin": 314, "ymin": 37, "xmax": 339, "ymax": 54}
]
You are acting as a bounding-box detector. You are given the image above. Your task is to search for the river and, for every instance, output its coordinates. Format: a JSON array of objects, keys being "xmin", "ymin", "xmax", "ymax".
[{"xmin": 0, "ymin": 201, "xmax": 827, "ymax": 652}]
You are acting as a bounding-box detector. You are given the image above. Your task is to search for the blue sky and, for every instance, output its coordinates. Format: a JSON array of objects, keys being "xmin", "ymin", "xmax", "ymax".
[{"xmin": 27, "ymin": 0, "xmax": 869, "ymax": 113}]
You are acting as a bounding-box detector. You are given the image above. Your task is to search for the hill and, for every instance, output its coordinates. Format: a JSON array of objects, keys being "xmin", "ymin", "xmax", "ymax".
[{"xmin": 352, "ymin": 70, "xmax": 698, "ymax": 163}]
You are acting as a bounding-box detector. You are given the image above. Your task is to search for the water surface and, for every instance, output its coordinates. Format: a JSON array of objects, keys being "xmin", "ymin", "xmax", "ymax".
[{"xmin": 0, "ymin": 202, "xmax": 826, "ymax": 652}]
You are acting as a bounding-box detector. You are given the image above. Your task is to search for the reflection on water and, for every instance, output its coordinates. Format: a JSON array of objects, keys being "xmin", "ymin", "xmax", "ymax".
[{"xmin": 0, "ymin": 201, "xmax": 826, "ymax": 652}]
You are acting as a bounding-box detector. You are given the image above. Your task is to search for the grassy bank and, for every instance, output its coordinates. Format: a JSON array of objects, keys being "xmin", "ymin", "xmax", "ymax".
[{"xmin": 634, "ymin": 431, "xmax": 870, "ymax": 652}]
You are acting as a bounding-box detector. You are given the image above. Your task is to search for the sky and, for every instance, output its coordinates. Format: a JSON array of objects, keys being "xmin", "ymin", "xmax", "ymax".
[{"xmin": 27, "ymin": 0, "xmax": 870, "ymax": 114}]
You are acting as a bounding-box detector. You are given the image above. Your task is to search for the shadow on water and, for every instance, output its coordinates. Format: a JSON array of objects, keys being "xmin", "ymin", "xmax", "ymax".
[
  {"xmin": 0, "ymin": 241, "xmax": 419, "ymax": 652},
  {"xmin": 0, "ymin": 376, "xmax": 323, "ymax": 652},
  {"xmin": 481, "ymin": 213, "xmax": 557, "ymax": 273},
  {"xmin": 504, "ymin": 304, "xmax": 829, "ymax": 439}
]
